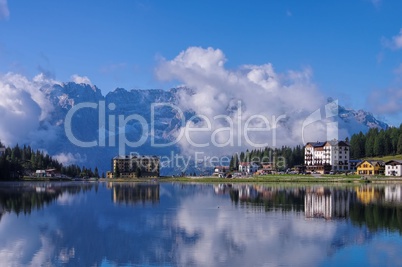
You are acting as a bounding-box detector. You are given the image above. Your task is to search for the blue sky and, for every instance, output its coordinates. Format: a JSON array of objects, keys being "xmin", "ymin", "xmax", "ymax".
[{"xmin": 1, "ymin": 0, "xmax": 402, "ymax": 123}]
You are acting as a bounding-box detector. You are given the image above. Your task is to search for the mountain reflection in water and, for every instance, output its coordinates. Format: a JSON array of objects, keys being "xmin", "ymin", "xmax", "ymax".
[{"xmin": 0, "ymin": 182, "xmax": 401, "ymax": 267}]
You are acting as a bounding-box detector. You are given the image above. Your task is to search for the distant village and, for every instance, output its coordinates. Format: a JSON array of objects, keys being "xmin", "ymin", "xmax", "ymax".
[
  {"xmin": 2, "ymin": 137, "xmax": 402, "ymax": 180},
  {"xmin": 103, "ymin": 139, "xmax": 402, "ymax": 179},
  {"xmin": 212, "ymin": 140, "xmax": 401, "ymax": 178}
]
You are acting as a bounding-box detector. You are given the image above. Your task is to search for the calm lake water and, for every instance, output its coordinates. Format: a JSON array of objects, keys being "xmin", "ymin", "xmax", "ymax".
[{"xmin": 0, "ymin": 182, "xmax": 402, "ymax": 267}]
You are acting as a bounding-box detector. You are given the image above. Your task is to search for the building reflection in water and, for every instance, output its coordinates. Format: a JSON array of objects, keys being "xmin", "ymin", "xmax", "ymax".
[
  {"xmin": 109, "ymin": 183, "xmax": 160, "ymax": 205},
  {"xmin": 355, "ymin": 186, "xmax": 381, "ymax": 205},
  {"xmin": 384, "ymin": 185, "xmax": 402, "ymax": 203},
  {"xmin": 214, "ymin": 183, "xmax": 402, "ymax": 223},
  {"xmin": 304, "ymin": 187, "xmax": 353, "ymax": 219}
]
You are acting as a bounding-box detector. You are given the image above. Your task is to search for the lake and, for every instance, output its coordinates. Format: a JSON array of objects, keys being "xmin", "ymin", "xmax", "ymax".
[{"xmin": 0, "ymin": 181, "xmax": 402, "ymax": 267}]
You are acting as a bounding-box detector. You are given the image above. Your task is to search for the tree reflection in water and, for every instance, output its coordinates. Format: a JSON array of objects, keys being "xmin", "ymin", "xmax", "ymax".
[{"xmin": 216, "ymin": 183, "xmax": 402, "ymax": 233}]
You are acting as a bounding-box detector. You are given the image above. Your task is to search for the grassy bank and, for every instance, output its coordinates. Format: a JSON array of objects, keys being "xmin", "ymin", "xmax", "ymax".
[
  {"xmin": 159, "ymin": 175, "xmax": 385, "ymax": 184},
  {"xmin": 364, "ymin": 154, "xmax": 402, "ymax": 162},
  {"xmin": 8, "ymin": 175, "xmax": 402, "ymax": 185}
]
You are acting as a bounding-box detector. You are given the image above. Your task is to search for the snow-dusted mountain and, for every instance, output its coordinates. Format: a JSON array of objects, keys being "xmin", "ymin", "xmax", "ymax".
[
  {"xmin": 338, "ymin": 105, "xmax": 389, "ymax": 131},
  {"xmin": 36, "ymin": 82, "xmax": 389, "ymax": 174}
]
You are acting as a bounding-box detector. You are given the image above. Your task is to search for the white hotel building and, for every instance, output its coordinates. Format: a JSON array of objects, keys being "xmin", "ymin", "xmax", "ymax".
[{"xmin": 304, "ymin": 140, "xmax": 350, "ymax": 173}]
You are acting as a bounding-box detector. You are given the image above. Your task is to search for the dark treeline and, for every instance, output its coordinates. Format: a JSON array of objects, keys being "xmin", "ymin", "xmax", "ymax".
[
  {"xmin": 229, "ymin": 187, "xmax": 305, "ymax": 212},
  {"xmin": 229, "ymin": 146, "xmax": 304, "ymax": 171},
  {"xmin": 350, "ymin": 125, "xmax": 402, "ymax": 159},
  {"xmin": 0, "ymin": 141, "xmax": 101, "ymax": 179},
  {"xmin": 0, "ymin": 183, "xmax": 96, "ymax": 215},
  {"xmin": 349, "ymin": 202, "xmax": 402, "ymax": 234}
]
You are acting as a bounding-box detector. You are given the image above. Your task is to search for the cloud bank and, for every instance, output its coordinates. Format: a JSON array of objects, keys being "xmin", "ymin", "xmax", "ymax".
[
  {"xmin": 0, "ymin": 73, "xmax": 57, "ymax": 145},
  {"xmin": 53, "ymin": 152, "xmax": 86, "ymax": 166},
  {"xmin": 156, "ymin": 46, "xmax": 330, "ymax": 156}
]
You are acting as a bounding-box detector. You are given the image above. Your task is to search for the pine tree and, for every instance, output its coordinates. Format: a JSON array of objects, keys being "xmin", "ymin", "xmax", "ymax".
[
  {"xmin": 229, "ymin": 155, "xmax": 235, "ymax": 171},
  {"xmin": 397, "ymin": 134, "xmax": 402, "ymax": 154},
  {"xmin": 350, "ymin": 134, "xmax": 360, "ymax": 159},
  {"xmin": 239, "ymin": 152, "xmax": 245, "ymax": 162},
  {"xmin": 374, "ymin": 132, "xmax": 385, "ymax": 156},
  {"xmin": 365, "ymin": 129, "xmax": 377, "ymax": 157}
]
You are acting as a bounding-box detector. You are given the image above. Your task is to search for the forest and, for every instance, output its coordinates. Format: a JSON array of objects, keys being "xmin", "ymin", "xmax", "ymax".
[
  {"xmin": 0, "ymin": 141, "xmax": 101, "ymax": 180},
  {"xmin": 229, "ymin": 145, "xmax": 305, "ymax": 171},
  {"xmin": 349, "ymin": 125, "xmax": 402, "ymax": 159},
  {"xmin": 230, "ymin": 125, "xmax": 402, "ymax": 171}
]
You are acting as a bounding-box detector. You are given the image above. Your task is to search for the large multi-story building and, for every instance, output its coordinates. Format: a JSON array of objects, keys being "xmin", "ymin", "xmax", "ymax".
[
  {"xmin": 304, "ymin": 140, "xmax": 350, "ymax": 173},
  {"xmin": 107, "ymin": 154, "xmax": 160, "ymax": 178}
]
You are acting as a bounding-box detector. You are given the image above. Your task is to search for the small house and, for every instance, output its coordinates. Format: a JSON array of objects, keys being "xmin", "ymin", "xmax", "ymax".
[
  {"xmin": 385, "ymin": 160, "xmax": 402, "ymax": 176},
  {"xmin": 356, "ymin": 160, "xmax": 385, "ymax": 175},
  {"xmin": 214, "ymin": 166, "xmax": 229, "ymax": 177},
  {"xmin": 239, "ymin": 162, "xmax": 259, "ymax": 174},
  {"xmin": 36, "ymin": 170, "xmax": 46, "ymax": 177}
]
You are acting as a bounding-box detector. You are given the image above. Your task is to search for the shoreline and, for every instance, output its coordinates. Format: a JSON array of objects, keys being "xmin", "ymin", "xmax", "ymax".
[{"xmin": 4, "ymin": 175, "xmax": 402, "ymax": 184}]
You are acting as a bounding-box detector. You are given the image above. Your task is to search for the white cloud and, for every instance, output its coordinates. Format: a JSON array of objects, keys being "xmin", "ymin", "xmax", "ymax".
[
  {"xmin": 57, "ymin": 192, "xmax": 82, "ymax": 206},
  {"xmin": 174, "ymin": 191, "xmax": 337, "ymax": 267},
  {"xmin": 0, "ymin": 73, "xmax": 58, "ymax": 145},
  {"xmin": 70, "ymin": 74, "xmax": 92, "ymax": 86},
  {"xmin": 0, "ymin": 213, "xmax": 56, "ymax": 267},
  {"xmin": 392, "ymin": 29, "xmax": 402, "ymax": 49},
  {"xmin": 156, "ymin": 47, "xmax": 328, "ymax": 156},
  {"xmin": 0, "ymin": 0, "xmax": 9, "ymax": 20},
  {"xmin": 383, "ymin": 28, "xmax": 402, "ymax": 50},
  {"xmin": 53, "ymin": 152, "xmax": 86, "ymax": 165}
]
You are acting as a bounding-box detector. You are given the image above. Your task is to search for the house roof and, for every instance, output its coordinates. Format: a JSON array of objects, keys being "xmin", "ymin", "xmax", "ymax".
[
  {"xmin": 356, "ymin": 160, "xmax": 385, "ymax": 168},
  {"xmin": 385, "ymin": 160, "xmax": 402, "ymax": 165},
  {"xmin": 239, "ymin": 162, "xmax": 259, "ymax": 166},
  {"xmin": 326, "ymin": 140, "xmax": 350, "ymax": 147},
  {"xmin": 305, "ymin": 142, "xmax": 326, "ymax": 147},
  {"xmin": 305, "ymin": 140, "xmax": 350, "ymax": 148},
  {"xmin": 215, "ymin": 166, "xmax": 229, "ymax": 170}
]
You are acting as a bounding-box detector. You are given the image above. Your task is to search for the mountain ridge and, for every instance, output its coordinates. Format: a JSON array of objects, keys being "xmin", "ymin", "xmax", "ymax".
[{"xmin": 34, "ymin": 82, "xmax": 389, "ymax": 174}]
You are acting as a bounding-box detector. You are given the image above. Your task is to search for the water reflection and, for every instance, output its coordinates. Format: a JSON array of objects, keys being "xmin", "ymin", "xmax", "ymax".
[
  {"xmin": 215, "ymin": 183, "xmax": 402, "ymax": 233},
  {"xmin": 0, "ymin": 182, "xmax": 95, "ymax": 215},
  {"xmin": 0, "ymin": 182, "xmax": 401, "ymax": 266},
  {"xmin": 108, "ymin": 182, "xmax": 160, "ymax": 205}
]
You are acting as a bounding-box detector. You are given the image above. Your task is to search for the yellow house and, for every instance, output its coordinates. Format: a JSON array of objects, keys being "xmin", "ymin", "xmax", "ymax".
[{"xmin": 356, "ymin": 160, "xmax": 385, "ymax": 175}]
